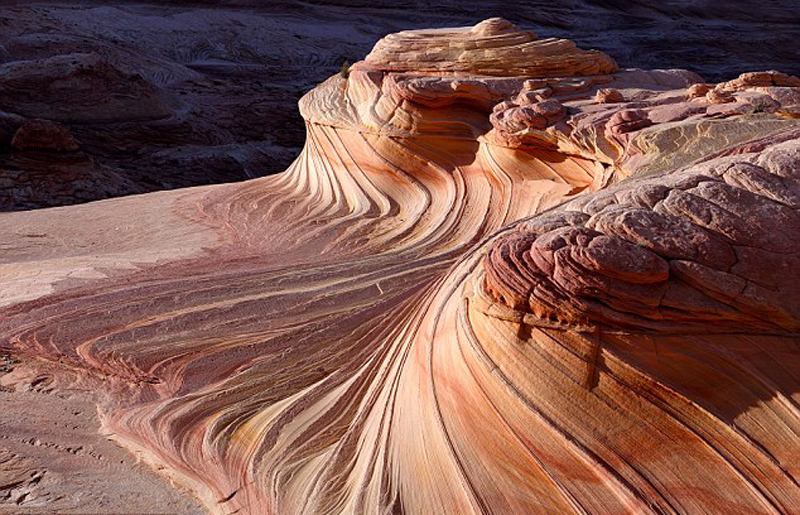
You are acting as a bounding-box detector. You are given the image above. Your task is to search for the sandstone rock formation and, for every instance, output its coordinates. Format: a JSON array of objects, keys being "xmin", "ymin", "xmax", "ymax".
[
  {"xmin": 0, "ymin": 355, "xmax": 205, "ymax": 512},
  {"xmin": 0, "ymin": 116, "xmax": 143, "ymax": 211},
  {"xmin": 1, "ymin": 17, "xmax": 799, "ymax": 515},
  {"xmin": 0, "ymin": 1, "xmax": 798, "ymax": 212},
  {"xmin": 11, "ymin": 120, "xmax": 80, "ymax": 153}
]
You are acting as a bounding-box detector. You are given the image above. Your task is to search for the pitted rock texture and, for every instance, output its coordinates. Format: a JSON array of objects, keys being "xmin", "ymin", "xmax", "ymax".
[
  {"xmin": 1, "ymin": 17, "xmax": 799, "ymax": 515},
  {"xmin": 0, "ymin": 355, "xmax": 205, "ymax": 513}
]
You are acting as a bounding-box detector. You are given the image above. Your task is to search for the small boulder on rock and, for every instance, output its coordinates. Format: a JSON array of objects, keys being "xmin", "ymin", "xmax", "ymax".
[{"xmin": 11, "ymin": 119, "xmax": 80, "ymax": 152}]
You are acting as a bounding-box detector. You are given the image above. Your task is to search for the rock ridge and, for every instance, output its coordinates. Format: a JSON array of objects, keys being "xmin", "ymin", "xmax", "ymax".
[{"xmin": 0, "ymin": 18, "xmax": 799, "ymax": 515}]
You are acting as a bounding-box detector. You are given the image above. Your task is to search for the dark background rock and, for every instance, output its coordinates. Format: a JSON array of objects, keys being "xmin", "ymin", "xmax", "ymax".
[{"xmin": 0, "ymin": 0, "xmax": 797, "ymax": 211}]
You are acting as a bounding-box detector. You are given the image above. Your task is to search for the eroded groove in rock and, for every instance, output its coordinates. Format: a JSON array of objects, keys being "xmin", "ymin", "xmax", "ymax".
[{"xmin": 1, "ymin": 19, "xmax": 799, "ymax": 515}]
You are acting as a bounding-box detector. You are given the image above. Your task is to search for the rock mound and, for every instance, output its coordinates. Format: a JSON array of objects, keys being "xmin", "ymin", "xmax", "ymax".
[
  {"xmin": 11, "ymin": 119, "xmax": 80, "ymax": 152},
  {"xmin": 0, "ymin": 18, "xmax": 799, "ymax": 515},
  {"xmin": 0, "ymin": 53, "xmax": 171, "ymax": 123}
]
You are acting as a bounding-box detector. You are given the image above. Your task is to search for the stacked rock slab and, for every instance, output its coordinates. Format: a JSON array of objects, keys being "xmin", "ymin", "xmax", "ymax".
[{"xmin": 0, "ymin": 19, "xmax": 799, "ymax": 515}]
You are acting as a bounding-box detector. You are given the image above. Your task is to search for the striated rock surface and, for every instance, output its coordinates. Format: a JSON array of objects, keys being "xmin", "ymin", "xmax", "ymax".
[
  {"xmin": 1, "ymin": 0, "xmax": 798, "ymax": 212},
  {"xmin": 1, "ymin": 18, "xmax": 799, "ymax": 515},
  {"xmin": 364, "ymin": 17, "xmax": 617, "ymax": 76},
  {"xmin": 0, "ymin": 53, "xmax": 171, "ymax": 124}
]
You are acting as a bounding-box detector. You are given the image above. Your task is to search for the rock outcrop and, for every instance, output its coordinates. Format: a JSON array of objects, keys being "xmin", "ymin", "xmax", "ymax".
[
  {"xmin": 364, "ymin": 17, "xmax": 616, "ymax": 76},
  {"xmin": 11, "ymin": 120, "xmax": 80, "ymax": 152},
  {"xmin": 0, "ymin": 18, "xmax": 799, "ymax": 515},
  {"xmin": 0, "ymin": 117, "xmax": 143, "ymax": 211},
  {"xmin": 1, "ymin": 1, "xmax": 798, "ymax": 212}
]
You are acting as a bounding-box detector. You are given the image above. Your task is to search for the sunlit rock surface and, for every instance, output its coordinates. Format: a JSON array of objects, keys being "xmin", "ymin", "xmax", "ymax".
[
  {"xmin": 1, "ymin": 18, "xmax": 799, "ymax": 515},
  {"xmin": 1, "ymin": 0, "xmax": 798, "ymax": 211}
]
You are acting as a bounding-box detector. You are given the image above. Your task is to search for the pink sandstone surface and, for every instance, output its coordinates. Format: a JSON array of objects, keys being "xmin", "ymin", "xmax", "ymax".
[{"xmin": 1, "ymin": 17, "xmax": 799, "ymax": 515}]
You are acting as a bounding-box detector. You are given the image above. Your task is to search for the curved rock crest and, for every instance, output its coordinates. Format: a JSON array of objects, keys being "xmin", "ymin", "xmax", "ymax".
[{"xmin": 1, "ymin": 18, "xmax": 799, "ymax": 515}]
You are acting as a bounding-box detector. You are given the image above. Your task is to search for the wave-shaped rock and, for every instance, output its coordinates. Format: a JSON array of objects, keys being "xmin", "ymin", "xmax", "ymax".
[
  {"xmin": 0, "ymin": 18, "xmax": 799, "ymax": 515},
  {"xmin": 1, "ymin": 1, "xmax": 798, "ymax": 212},
  {"xmin": 364, "ymin": 17, "xmax": 617, "ymax": 76}
]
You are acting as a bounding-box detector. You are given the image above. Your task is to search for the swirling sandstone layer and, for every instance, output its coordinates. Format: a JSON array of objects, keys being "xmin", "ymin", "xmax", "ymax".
[
  {"xmin": 1, "ymin": 19, "xmax": 799, "ymax": 515},
  {"xmin": 3, "ymin": 2, "xmax": 799, "ymax": 212}
]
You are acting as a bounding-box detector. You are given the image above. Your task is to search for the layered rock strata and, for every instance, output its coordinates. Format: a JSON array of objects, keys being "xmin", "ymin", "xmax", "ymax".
[
  {"xmin": 1, "ymin": 1, "xmax": 798, "ymax": 212},
  {"xmin": 1, "ymin": 19, "xmax": 799, "ymax": 515}
]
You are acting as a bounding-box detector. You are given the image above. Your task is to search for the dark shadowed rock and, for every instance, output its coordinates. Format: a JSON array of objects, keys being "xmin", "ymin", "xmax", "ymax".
[
  {"xmin": 0, "ymin": 53, "xmax": 171, "ymax": 123},
  {"xmin": 12, "ymin": 119, "xmax": 80, "ymax": 152}
]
